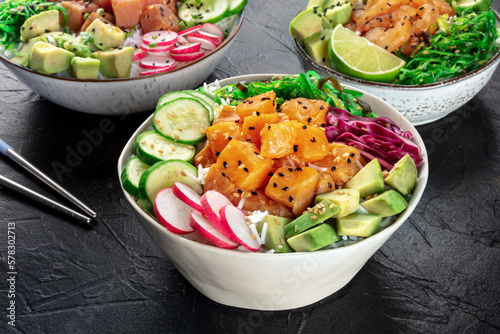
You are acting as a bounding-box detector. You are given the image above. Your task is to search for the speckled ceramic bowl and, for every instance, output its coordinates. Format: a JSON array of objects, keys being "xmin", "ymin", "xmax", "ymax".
[
  {"xmin": 292, "ymin": 11, "xmax": 500, "ymax": 126},
  {"xmin": 0, "ymin": 12, "xmax": 244, "ymax": 115},
  {"xmin": 117, "ymin": 73, "xmax": 429, "ymax": 311}
]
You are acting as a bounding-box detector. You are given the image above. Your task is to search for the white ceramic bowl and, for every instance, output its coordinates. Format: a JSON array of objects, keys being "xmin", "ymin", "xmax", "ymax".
[
  {"xmin": 0, "ymin": 12, "xmax": 244, "ymax": 116},
  {"xmin": 117, "ymin": 74, "xmax": 429, "ymax": 311},
  {"xmin": 292, "ymin": 11, "xmax": 500, "ymax": 126}
]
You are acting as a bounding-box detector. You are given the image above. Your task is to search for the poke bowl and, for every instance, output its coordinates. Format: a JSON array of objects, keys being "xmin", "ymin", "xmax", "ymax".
[
  {"xmin": 290, "ymin": 1, "xmax": 500, "ymax": 125},
  {"xmin": 117, "ymin": 73, "xmax": 429, "ymax": 311},
  {"xmin": 0, "ymin": 0, "xmax": 245, "ymax": 115}
]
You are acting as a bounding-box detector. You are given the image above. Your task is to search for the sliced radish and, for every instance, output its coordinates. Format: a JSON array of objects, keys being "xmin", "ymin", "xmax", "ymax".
[
  {"xmin": 193, "ymin": 31, "xmax": 222, "ymax": 45},
  {"xmin": 139, "ymin": 65, "xmax": 176, "ymax": 76},
  {"xmin": 170, "ymin": 42, "xmax": 201, "ymax": 55},
  {"xmin": 190, "ymin": 210, "xmax": 239, "ymax": 249},
  {"xmin": 141, "ymin": 42, "xmax": 175, "ymax": 54},
  {"xmin": 172, "ymin": 182, "xmax": 203, "ymax": 212},
  {"xmin": 200, "ymin": 23, "xmax": 224, "ymax": 39},
  {"xmin": 154, "ymin": 188, "xmax": 194, "ymax": 234},
  {"xmin": 186, "ymin": 34, "xmax": 218, "ymax": 51},
  {"xmin": 200, "ymin": 190, "xmax": 234, "ymax": 238},
  {"xmin": 219, "ymin": 205, "xmax": 261, "ymax": 252},
  {"xmin": 133, "ymin": 49, "xmax": 148, "ymax": 61},
  {"xmin": 139, "ymin": 55, "xmax": 176, "ymax": 69},
  {"xmin": 176, "ymin": 35, "xmax": 189, "ymax": 46},
  {"xmin": 171, "ymin": 50, "xmax": 205, "ymax": 62},
  {"xmin": 143, "ymin": 30, "xmax": 178, "ymax": 47},
  {"xmin": 178, "ymin": 24, "xmax": 202, "ymax": 37}
]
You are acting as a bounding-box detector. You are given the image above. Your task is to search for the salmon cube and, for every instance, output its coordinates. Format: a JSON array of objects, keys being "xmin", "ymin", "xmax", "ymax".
[
  {"xmin": 280, "ymin": 98, "xmax": 329, "ymax": 127},
  {"xmin": 213, "ymin": 105, "xmax": 241, "ymax": 125},
  {"xmin": 111, "ymin": 0, "xmax": 142, "ymax": 28},
  {"xmin": 61, "ymin": 1, "xmax": 100, "ymax": 33},
  {"xmin": 205, "ymin": 122, "xmax": 243, "ymax": 157},
  {"xmin": 236, "ymin": 91, "xmax": 277, "ymax": 119},
  {"xmin": 260, "ymin": 120, "xmax": 300, "ymax": 159},
  {"xmin": 193, "ymin": 144, "xmax": 216, "ymax": 168},
  {"xmin": 140, "ymin": 4, "xmax": 179, "ymax": 34},
  {"xmin": 241, "ymin": 112, "xmax": 280, "ymax": 147},
  {"xmin": 292, "ymin": 124, "xmax": 329, "ymax": 163},
  {"xmin": 216, "ymin": 139, "xmax": 274, "ymax": 190}
]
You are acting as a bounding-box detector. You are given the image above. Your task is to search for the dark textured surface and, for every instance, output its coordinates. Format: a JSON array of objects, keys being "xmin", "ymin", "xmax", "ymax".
[{"xmin": 1, "ymin": 1, "xmax": 499, "ymax": 333}]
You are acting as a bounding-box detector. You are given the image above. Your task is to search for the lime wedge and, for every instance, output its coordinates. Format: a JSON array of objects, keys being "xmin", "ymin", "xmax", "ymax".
[{"xmin": 328, "ymin": 25, "xmax": 406, "ymax": 83}]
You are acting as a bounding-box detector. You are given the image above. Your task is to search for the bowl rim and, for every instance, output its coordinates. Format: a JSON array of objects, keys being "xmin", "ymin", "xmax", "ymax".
[
  {"xmin": 117, "ymin": 73, "xmax": 429, "ymax": 259},
  {"xmin": 292, "ymin": 9, "xmax": 500, "ymax": 90},
  {"xmin": 0, "ymin": 10, "xmax": 244, "ymax": 82}
]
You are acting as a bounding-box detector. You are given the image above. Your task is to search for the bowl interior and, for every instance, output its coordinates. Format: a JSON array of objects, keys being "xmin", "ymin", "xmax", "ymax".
[{"xmin": 118, "ymin": 73, "xmax": 429, "ymax": 259}]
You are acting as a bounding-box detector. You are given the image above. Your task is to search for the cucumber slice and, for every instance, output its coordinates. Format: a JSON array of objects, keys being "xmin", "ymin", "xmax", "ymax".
[
  {"xmin": 157, "ymin": 90, "xmax": 216, "ymax": 123},
  {"xmin": 134, "ymin": 130, "xmax": 196, "ymax": 166},
  {"xmin": 186, "ymin": 90, "xmax": 217, "ymax": 122},
  {"xmin": 153, "ymin": 97, "xmax": 210, "ymax": 145},
  {"xmin": 138, "ymin": 159, "xmax": 203, "ymax": 215},
  {"xmin": 228, "ymin": 0, "xmax": 247, "ymax": 15},
  {"xmin": 121, "ymin": 156, "xmax": 150, "ymax": 198},
  {"xmin": 178, "ymin": 0, "xmax": 229, "ymax": 24}
]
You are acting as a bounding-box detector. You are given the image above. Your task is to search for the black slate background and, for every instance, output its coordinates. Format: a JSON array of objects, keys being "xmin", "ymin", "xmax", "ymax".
[{"xmin": 1, "ymin": 0, "xmax": 499, "ymax": 333}]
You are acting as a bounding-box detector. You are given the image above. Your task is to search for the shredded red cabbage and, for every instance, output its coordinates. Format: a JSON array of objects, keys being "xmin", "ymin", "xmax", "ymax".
[{"xmin": 325, "ymin": 108, "xmax": 423, "ymax": 169}]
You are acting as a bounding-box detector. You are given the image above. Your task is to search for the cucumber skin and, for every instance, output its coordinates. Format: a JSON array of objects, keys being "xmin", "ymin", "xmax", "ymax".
[
  {"xmin": 121, "ymin": 156, "xmax": 150, "ymax": 198},
  {"xmin": 178, "ymin": 0, "xmax": 230, "ymax": 24},
  {"xmin": 138, "ymin": 159, "xmax": 202, "ymax": 216},
  {"xmin": 134, "ymin": 130, "xmax": 195, "ymax": 166}
]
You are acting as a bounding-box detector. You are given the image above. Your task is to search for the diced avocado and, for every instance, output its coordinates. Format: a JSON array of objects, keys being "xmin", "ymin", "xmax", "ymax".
[
  {"xmin": 360, "ymin": 189, "xmax": 408, "ymax": 217},
  {"xmin": 28, "ymin": 41, "xmax": 74, "ymax": 74},
  {"xmin": 256, "ymin": 215, "xmax": 294, "ymax": 253},
  {"xmin": 86, "ymin": 19, "xmax": 125, "ymax": 51},
  {"xmin": 287, "ymin": 224, "xmax": 339, "ymax": 252},
  {"xmin": 289, "ymin": 6, "xmax": 325, "ymax": 43},
  {"xmin": 41, "ymin": 32, "xmax": 76, "ymax": 48},
  {"xmin": 304, "ymin": 28, "xmax": 332, "ymax": 64},
  {"xmin": 315, "ymin": 188, "xmax": 359, "ymax": 218},
  {"xmin": 70, "ymin": 57, "xmax": 100, "ymax": 80},
  {"xmin": 384, "ymin": 154, "xmax": 417, "ymax": 196},
  {"xmin": 64, "ymin": 38, "xmax": 93, "ymax": 58},
  {"xmin": 323, "ymin": 1, "xmax": 353, "ymax": 27},
  {"xmin": 345, "ymin": 159, "xmax": 384, "ymax": 198},
  {"xmin": 92, "ymin": 47, "xmax": 134, "ymax": 78},
  {"xmin": 336, "ymin": 212, "xmax": 382, "ymax": 237},
  {"xmin": 11, "ymin": 36, "xmax": 48, "ymax": 67},
  {"xmin": 284, "ymin": 200, "xmax": 340, "ymax": 238},
  {"xmin": 20, "ymin": 10, "xmax": 60, "ymax": 42}
]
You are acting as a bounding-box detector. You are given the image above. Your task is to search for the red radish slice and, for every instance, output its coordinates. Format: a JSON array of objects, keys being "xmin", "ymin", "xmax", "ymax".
[
  {"xmin": 190, "ymin": 210, "xmax": 239, "ymax": 249},
  {"xmin": 170, "ymin": 42, "xmax": 201, "ymax": 55},
  {"xmin": 139, "ymin": 55, "xmax": 176, "ymax": 69},
  {"xmin": 200, "ymin": 23, "xmax": 224, "ymax": 39},
  {"xmin": 219, "ymin": 205, "xmax": 261, "ymax": 252},
  {"xmin": 140, "ymin": 42, "xmax": 174, "ymax": 54},
  {"xmin": 178, "ymin": 24, "xmax": 202, "ymax": 36},
  {"xmin": 154, "ymin": 188, "xmax": 194, "ymax": 234},
  {"xmin": 172, "ymin": 182, "xmax": 203, "ymax": 212},
  {"xmin": 133, "ymin": 49, "xmax": 147, "ymax": 61},
  {"xmin": 171, "ymin": 50, "xmax": 205, "ymax": 62},
  {"xmin": 139, "ymin": 65, "xmax": 176, "ymax": 76},
  {"xmin": 200, "ymin": 190, "xmax": 234, "ymax": 239},
  {"xmin": 186, "ymin": 34, "xmax": 218, "ymax": 51},
  {"xmin": 143, "ymin": 31, "xmax": 178, "ymax": 47},
  {"xmin": 193, "ymin": 31, "xmax": 222, "ymax": 45}
]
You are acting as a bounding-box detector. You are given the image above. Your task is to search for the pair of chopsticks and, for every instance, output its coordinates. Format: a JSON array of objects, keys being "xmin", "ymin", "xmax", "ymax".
[{"xmin": 0, "ymin": 139, "xmax": 97, "ymax": 225}]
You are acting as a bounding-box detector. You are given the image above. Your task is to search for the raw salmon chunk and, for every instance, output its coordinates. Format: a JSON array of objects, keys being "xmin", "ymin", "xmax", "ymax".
[
  {"xmin": 140, "ymin": 4, "xmax": 180, "ymax": 33},
  {"xmin": 111, "ymin": 0, "xmax": 142, "ymax": 28}
]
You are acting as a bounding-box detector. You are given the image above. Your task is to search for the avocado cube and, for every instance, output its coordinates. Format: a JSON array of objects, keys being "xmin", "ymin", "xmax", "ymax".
[
  {"xmin": 323, "ymin": 1, "xmax": 353, "ymax": 27},
  {"xmin": 71, "ymin": 57, "xmax": 100, "ymax": 80},
  {"xmin": 287, "ymin": 224, "xmax": 339, "ymax": 252},
  {"xmin": 86, "ymin": 19, "xmax": 125, "ymax": 51},
  {"xmin": 64, "ymin": 38, "xmax": 93, "ymax": 58},
  {"xmin": 289, "ymin": 6, "xmax": 325, "ymax": 43},
  {"xmin": 92, "ymin": 47, "xmax": 134, "ymax": 78},
  {"xmin": 336, "ymin": 212, "xmax": 382, "ymax": 237},
  {"xmin": 256, "ymin": 215, "xmax": 294, "ymax": 253},
  {"xmin": 360, "ymin": 189, "xmax": 408, "ymax": 217},
  {"xmin": 315, "ymin": 188, "xmax": 359, "ymax": 218},
  {"xmin": 11, "ymin": 36, "xmax": 48, "ymax": 67},
  {"xmin": 20, "ymin": 10, "xmax": 60, "ymax": 42},
  {"xmin": 304, "ymin": 28, "xmax": 332, "ymax": 64},
  {"xmin": 28, "ymin": 41, "xmax": 74, "ymax": 74},
  {"xmin": 384, "ymin": 154, "xmax": 418, "ymax": 196},
  {"xmin": 345, "ymin": 158, "xmax": 384, "ymax": 198},
  {"xmin": 284, "ymin": 200, "xmax": 340, "ymax": 238},
  {"xmin": 41, "ymin": 32, "xmax": 76, "ymax": 48}
]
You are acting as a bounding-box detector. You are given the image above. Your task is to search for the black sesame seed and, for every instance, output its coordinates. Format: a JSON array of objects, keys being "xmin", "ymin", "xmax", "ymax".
[
  {"xmin": 237, "ymin": 189, "xmax": 243, "ymax": 194},
  {"xmin": 302, "ymin": 125, "xmax": 307, "ymax": 129},
  {"xmin": 223, "ymin": 161, "xmax": 228, "ymax": 168},
  {"xmin": 293, "ymin": 145, "xmax": 299, "ymax": 152},
  {"xmin": 288, "ymin": 168, "xmax": 294, "ymax": 172},
  {"xmin": 251, "ymin": 191, "xmax": 258, "ymax": 196},
  {"xmin": 282, "ymin": 187, "xmax": 289, "ymax": 191},
  {"xmin": 289, "ymin": 196, "xmax": 294, "ymax": 202},
  {"xmin": 238, "ymin": 160, "xmax": 242, "ymax": 165},
  {"xmin": 278, "ymin": 172, "xmax": 285, "ymax": 177},
  {"xmin": 347, "ymin": 158, "xmax": 351, "ymax": 164},
  {"xmin": 215, "ymin": 152, "xmax": 221, "ymax": 157},
  {"xmin": 268, "ymin": 172, "xmax": 274, "ymax": 177},
  {"xmin": 328, "ymin": 182, "xmax": 332, "ymax": 188},
  {"xmin": 350, "ymin": 153, "xmax": 355, "ymax": 157},
  {"xmin": 244, "ymin": 167, "xmax": 249, "ymax": 172},
  {"xmin": 331, "ymin": 166, "xmax": 336, "ymax": 172},
  {"xmin": 273, "ymin": 182, "xmax": 277, "ymax": 188},
  {"xmin": 249, "ymin": 126, "xmax": 255, "ymax": 130},
  {"xmin": 307, "ymin": 117, "xmax": 312, "ymax": 123},
  {"xmin": 295, "ymin": 167, "xmax": 302, "ymax": 172}
]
